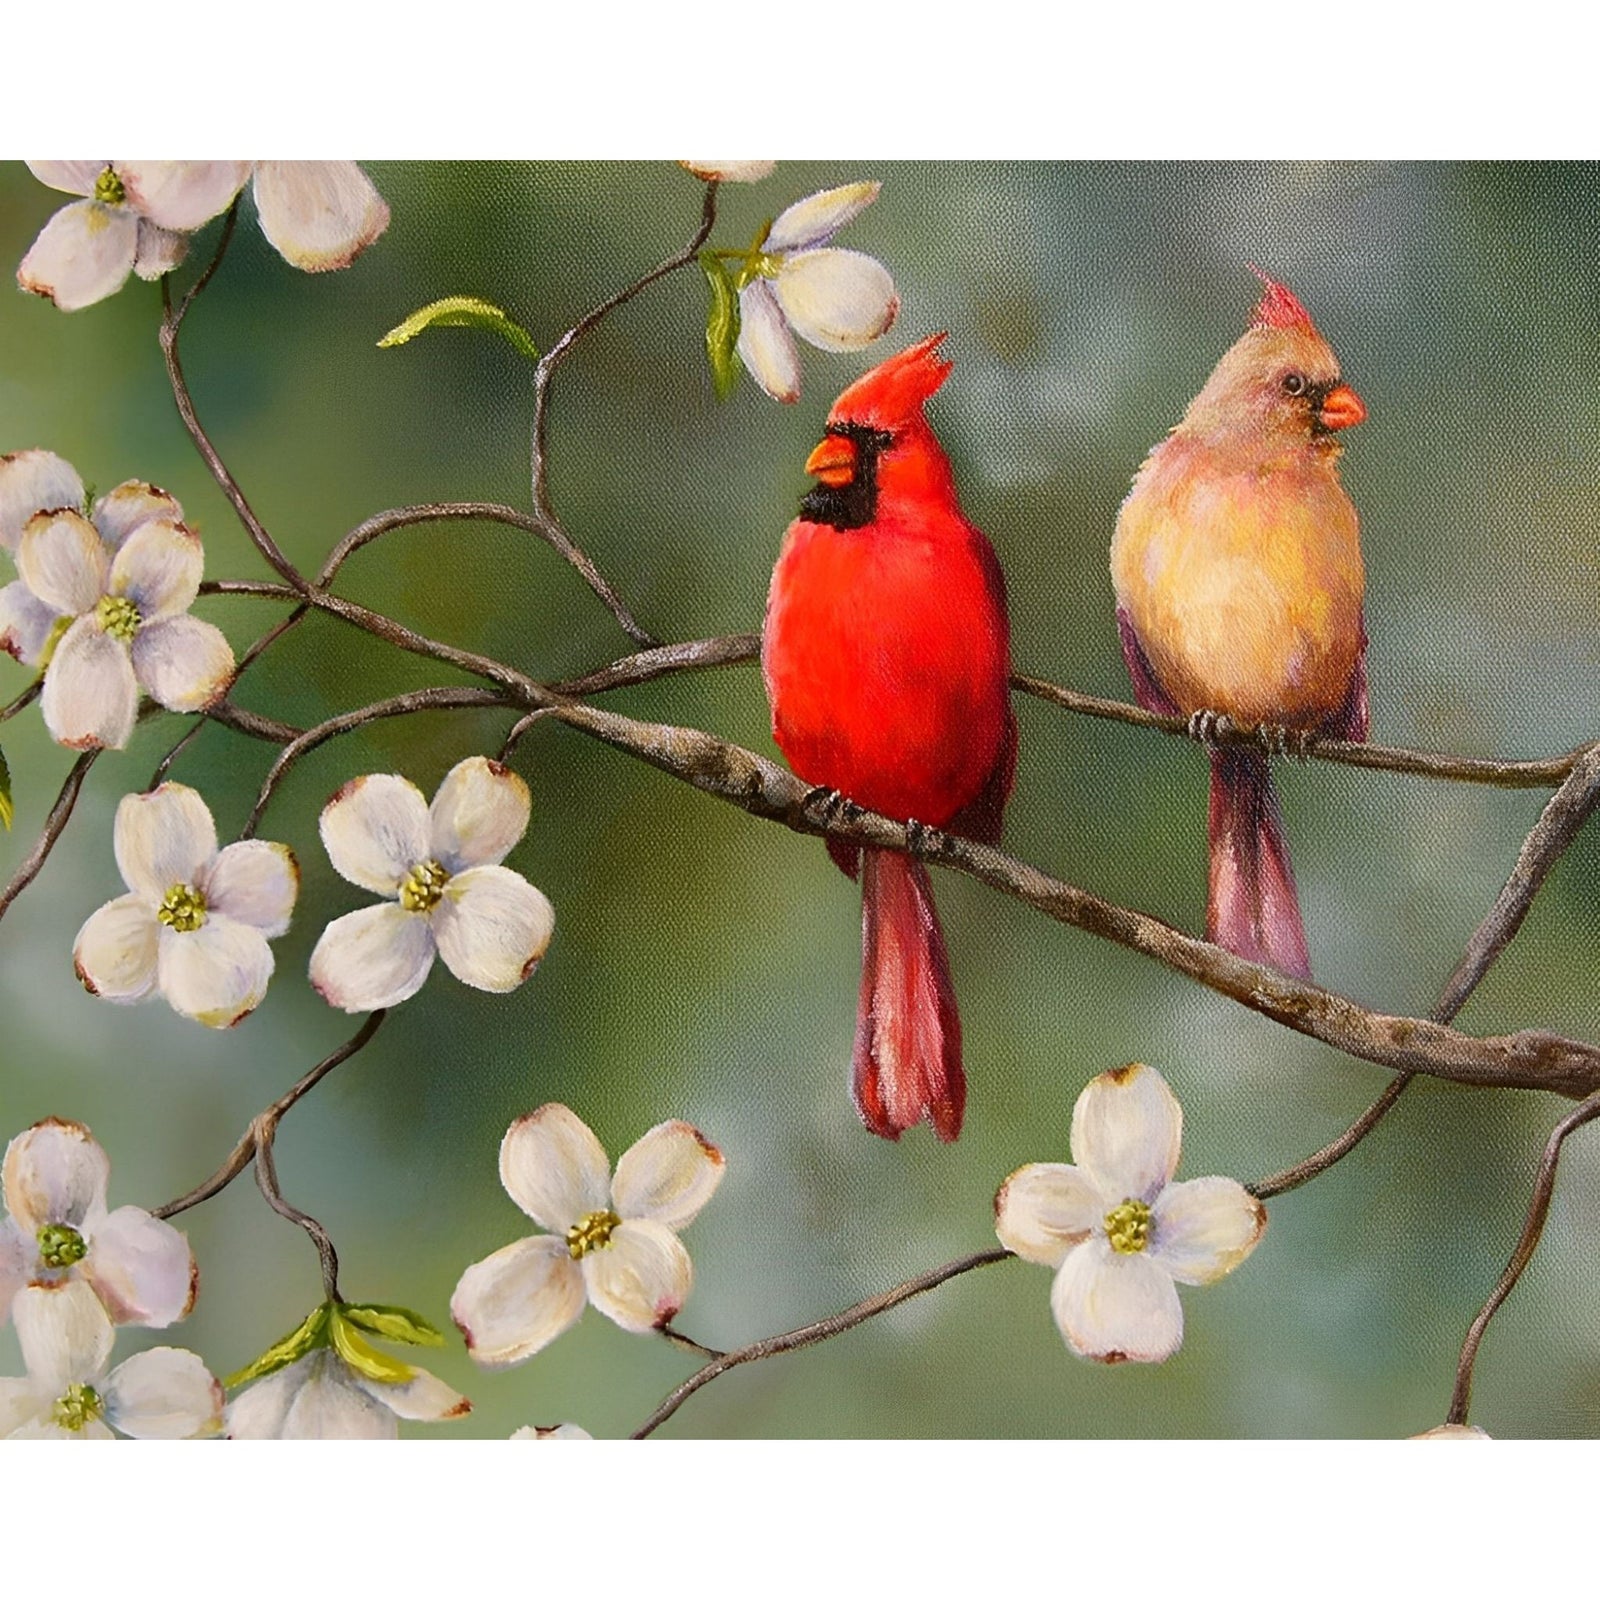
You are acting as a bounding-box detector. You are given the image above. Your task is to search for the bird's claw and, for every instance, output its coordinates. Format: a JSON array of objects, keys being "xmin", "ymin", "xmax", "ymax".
[
  {"xmin": 803, "ymin": 785, "xmax": 860, "ymax": 828},
  {"xmin": 1186, "ymin": 709, "xmax": 1235, "ymax": 748},
  {"xmin": 904, "ymin": 817, "xmax": 945, "ymax": 857},
  {"xmin": 1253, "ymin": 723, "xmax": 1315, "ymax": 762}
]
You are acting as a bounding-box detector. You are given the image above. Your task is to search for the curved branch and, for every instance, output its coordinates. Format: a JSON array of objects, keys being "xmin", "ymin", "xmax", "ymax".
[
  {"xmin": 1, "ymin": 680, "xmax": 41, "ymax": 724},
  {"xmin": 632, "ymin": 1248, "xmax": 1013, "ymax": 1439},
  {"xmin": 0, "ymin": 751, "xmax": 97, "ymax": 926},
  {"xmin": 1446, "ymin": 1088, "xmax": 1600, "ymax": 1425},
  {"xmin": 153, "ymin": 1013, "xmax": 387, "ymax": 1222},
  {"xmin": 254, "ymin": 1132, "xmax": 341, "ymax": 1302}
]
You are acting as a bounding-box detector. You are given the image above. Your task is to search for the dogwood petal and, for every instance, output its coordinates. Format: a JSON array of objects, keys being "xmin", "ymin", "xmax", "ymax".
[
  {"xmin": 101, "ymin": 1347, "xmax": 221, "ymax": 1438},
  {"xmin": 310, "ymin": 903, "xmax": 437, "ymax": 1012},
  {"xmin": 0, "ymin": 450, "xmax": 84, "ymax": 551},
  {"xmin": 319, "ymin": 773, "xmax": 430, "ymax": 895},
  {"xmin": 351, "ymin": 1364, "xmax": 470, "ymax": 1422},
  {"xmin": 1070, "ymin": 1064, "xmax": 1183, "ymax": 1206},
  {"xmin": 14, "ymin": 1279, "xmax": 114, "ymax": 1392},
  {"xmin": 253, "ymin": 162, "xmax": 390, "ymax": 272},
  {"xmin": 582, "ymin": 1218, "xmax": 692, "ymax": 1333},
  {"xmin": 429, "ymin": 756, "xmax": 530, "ymax": 873},
  {"xmin": 3, "ymin": 1119, "xmax": 111, "ymax": 1233},
  {"xmin": 1413, "ymin": 1423, "xmax": 1492, "ymax": 1439},
  {"xmin": 156, "ymin": 916, "xmax": 274, "ymax": 1027},
  {"xmin": 0, "ymin": 1377, "xmax": 40, "ymax": 1434},
  {"xmin": 114, "ymin": 783, "xmax": 219, "ymax": 903},
  {"xmin": 117, "ymin": 161, "xmax": 251, "ymax": 232},
  {"xmin": 431, "ymin": 865, "xmax": 554, "ymax": 993},
  {"xmin": 511, "ymin": 1422, "xmax": 592, "ymax": 1439},
  {"xmin": 223, "ymin": 1358, "xmax": 305, "ymax": 1438},
  {"xmin": 767, "ymin": 180, "xmax": 881, "ymax": 252},
  {"xmin": 92, "ymin": 482, "xmax": 184, "ymax": 550},
  {"xmin": 1150, "ymin": 1176, "xmax": 1267, "ymax": 1286},
  {"xmin": 450, "ymin": 1234, "xmax": 586, "ymax": 1367},
  {"xmin": 0, "ymin": 579, "xmax": 60, "ymax": 665},
  {"xmin": 26, "ymin": 161, "xmax": 103, "ymax": 197},
  {"xmin": 498, "ymin": 1104, "xmax": 611, "ymax": 1230},
  {"xmin": 611, "ymin": 1121, "xmax": 725, "ymax": 1230},
  {"xmin": 994, "ymin": 1162, "xmax": 1105, "ymax": 1268},
  {"xmin": 132, "ymin": 221, "xmax": 188, "ymax": 280},
  {"xmin": 17, "ymin": 201, "xmax": 139, "ymax": 311},
  {"xmin": 679, "ymin": 161, "xmax": 774, "ymax": 183},
  {"xmin": 736, "ymin": 280, "xmax": 801, "ymax": 403},
  {"xmin": 41, "ymin": 616, "xmax": 137, "ymax": 749},
  {"xmin": 774, "ymin": 249, "xmax": 899, "ymax": 352},
  {"xmin": 132, "ymin": 616, "xmax": 235, "ymax": 712},
  {"xmin": 0, "ymin": 1222, "xmax": 27, "ymax": 1324},
  {"xmin": 202, "ymin": 841, "xmax": 298, "ymax": 936},
  {"xmin": 109, "ymin": 517, "xmax": 202, "ymax": 620},
  {"xmin": 281, "ymin": 1356, "xmax": 397, "ymax": 1439},
  {"xmin": 17, "ymin": 509, "xmax": 106, "ymax": 616},
  {"xmin": 82, "ymin": 1206, "xmax": 196, "ymax": 1326},
  {"xmin": 74, "ymin": 893, "xmax": 160, "ymax": 1002},
  {"xmin": 1049, "ymin": 1236, "xmax": 1184, "ymax": 1364}
]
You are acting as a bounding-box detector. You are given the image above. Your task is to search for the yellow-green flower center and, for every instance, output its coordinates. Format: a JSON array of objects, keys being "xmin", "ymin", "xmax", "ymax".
[
  {"xmin": 157, "ymin": 882, "xmax": 208, "ymax": 933},
  {"xmin": 52, "ymin": 1382, "xmax": 104, "ymax": 1432},
  {"xmin": 566, "ymin": 1209, "xmax": 621, "ymax": 1260},
  {"xmin": 95, "ymin": 594, "xmax": 141, "ymax": 643},
  {"xmin": 1104, "ymin": 1198, "xmax": 1152, "ymax": 1255},
  {"xmin": 93, "ymin": 167, "xmax": 126, "ymax": 207},
  {"xmin": 36, "ymin": 1221, "xmax": 88, "ymax": 1269},
  {"xmin": 399, "ymin": 859, "xmax": 449, "ymax": 914}
]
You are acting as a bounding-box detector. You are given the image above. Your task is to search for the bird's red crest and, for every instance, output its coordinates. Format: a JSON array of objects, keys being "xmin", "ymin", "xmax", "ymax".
[
  {"xmin": 828, "ymin": 333, "xmax": 953, "ymax": 431},
  {"xmin": 1247, "ymin": 267, "xmax": 1317, "ymax": 334}
]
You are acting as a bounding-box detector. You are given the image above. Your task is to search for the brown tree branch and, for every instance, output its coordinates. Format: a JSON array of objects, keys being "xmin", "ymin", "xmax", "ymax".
[
  {"xmin": 632, "ymin": 1248, "xmax": 1014, "ymax": 1439},
  {"xmin": 1, "ymin": 680, "xmax": 41, "ymax": 724},
  {"xmin": 1446, "ymin": 1088, "xmax": 1600, "ymax": 1426},
  {"xmin": 0, "ymin": 751, "xmax": 97, "ymax": 925}
]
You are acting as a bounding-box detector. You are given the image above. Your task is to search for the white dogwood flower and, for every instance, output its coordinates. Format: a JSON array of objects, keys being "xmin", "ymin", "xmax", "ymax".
[
  {"xmin": 679, "ymin": 161, "xmax": 775, "ymax": 183},
  {"xmin": 736, "ymin": 181, "xmax": 899, "ymax": 403},
  {"xmin": 0, "ymin": 1279, "xmax": 222, "ymax": 1440},
  {"xmin": 18, "ymin": 161, "xmax": 252, "ymax": 310},
  {"xmin": 310, "ymin": 757, "xmax": 554, "ymax": 1012},
  {"xmin": 18, "ymin": 161, "xmax": 390, "ymax": 310},
  {"xmin": 452, "ymin": 1104, "xmax": 725, "ymax": 1366},
  {"xmin": 994, "ymin": 1064, "xmax": 1266, "ymax": 1365},
  {"xmin": 74, "ymin": 783, "xmax": 298, "ymax": 1028},
  {"xmin": 225, "ymin": 1348, "xmax": 470, "ymax": 1439},
  {"xmin": 511, "ymin": 1421, "xmax": 592, "ymax": 1438},
  {"xmin": 0, "ymin": 449, "xmax": 234, "ymax": 749},
  {"xmin": 0, "ymin": 1119, "xmax": 195, "ymax": 1329}
]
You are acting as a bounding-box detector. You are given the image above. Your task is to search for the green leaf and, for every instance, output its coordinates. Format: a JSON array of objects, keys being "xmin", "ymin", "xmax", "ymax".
[
  {"xmin": 328, "ymin": 1306, "xmax": 415, "ymax": 1385},
  {"xmin": 340, "ymin": 1302, "xmax": 446, "ymax": 1348},
  {"xmin": 377, "ymin": 295, "xmax": 540, "ymax": 363},
  {"xmin": 224, "ymin": 1302, "xmax": 331, "ymax": 1389},
  {"xmin": 699, "ymin": 251, "xmax": 742, "ymax": 401},
  {"xmin": 0, "ymin": 745, "xmax": 10, "ymax": 832}
]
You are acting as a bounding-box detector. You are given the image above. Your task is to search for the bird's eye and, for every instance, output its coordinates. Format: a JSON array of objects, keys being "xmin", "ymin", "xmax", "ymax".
[{"xmin": 1282, "ymin": 373, "xmax": 1306, "ymax": 396}]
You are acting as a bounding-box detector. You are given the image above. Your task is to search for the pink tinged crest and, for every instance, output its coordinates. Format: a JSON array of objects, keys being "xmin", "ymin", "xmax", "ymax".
[
  {"xmin": 1247, "ymin": 267, "xmax": 1317, "ymax": 333},
  {"xmin": 827, "ymin": 332, "xmax": 953, "ymax": 433}
]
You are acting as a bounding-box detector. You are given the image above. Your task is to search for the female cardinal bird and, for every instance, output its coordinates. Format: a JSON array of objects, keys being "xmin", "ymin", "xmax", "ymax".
[
  {"xmin": 763, "ymin": 334, "xmax": 1015, "ymax": 1142},
  {"xmin": 1111, "ymin": 273, "xmax": 1368, "ymax": 980}
]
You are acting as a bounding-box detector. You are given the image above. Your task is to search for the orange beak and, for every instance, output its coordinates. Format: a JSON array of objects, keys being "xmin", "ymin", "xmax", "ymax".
[
  {"xmin": 1318, "ymin": 384, "xmax": 1366, "ymax": 431},
  {"xmin": 805, "ymin": 433, "xmax": 857, "ymax": 488}
]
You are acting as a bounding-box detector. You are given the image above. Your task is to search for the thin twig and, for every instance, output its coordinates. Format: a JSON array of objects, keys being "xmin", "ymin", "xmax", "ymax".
[
  {"xmin": 660, "ymin": 1327, "xmax": 725, "ymax": 1361},
  {"xmin": 242, "ymin": 686, "xmax": 516, "ymax": 837},
  {"xmin": 254, "ymin": 1131, "xmax": 341, "ymax": 1303},
  {"xmin": 160, "ymin": 216, "xmax": 311, "ymax": 597},
  {"xmin": 154, "ymin": 1013, "xmax": 387, "ymax": 1223},
  {"xmin": 1446, "ymin": 1089, "xmax": 1600, "ymax": 1425},
  {"xmin": 498, "ymin": 708, "xmax": 556, "ymax": 762},
  {"xmin": 0, "ymin": 752, "xmax": 97, "ymax": 925},
  {"xmin": 1251, "ymin": 743, "xmax": 1600, "ymax": 1197},
  {"xmin": 1, "ymin": 680, "xmax": 41, "ymax": 724},
  {"xmin": 631, "ymin": 1249, "xmax": 1014, "ymax": 1438}
]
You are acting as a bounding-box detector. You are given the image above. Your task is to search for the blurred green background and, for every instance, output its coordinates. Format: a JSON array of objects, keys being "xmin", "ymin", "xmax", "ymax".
[{"xmin": 2, "ymin": 161, "xmax": 1598, "ymax": 1438}]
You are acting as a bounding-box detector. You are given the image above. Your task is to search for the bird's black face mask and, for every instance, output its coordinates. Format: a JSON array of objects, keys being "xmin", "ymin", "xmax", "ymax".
[{"xmin": 800, "ymin": 422, "xmax": 893, "ymax": 531}]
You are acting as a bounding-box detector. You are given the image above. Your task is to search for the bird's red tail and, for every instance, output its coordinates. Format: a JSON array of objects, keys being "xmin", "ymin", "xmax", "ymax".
[
  {"xmin": 1207, "ymin": 750, "xmax": 1311, "ymax": 980},
  {"xmin": 854, "ymin": 847, "xmax": 965, "ymax": 1142}
]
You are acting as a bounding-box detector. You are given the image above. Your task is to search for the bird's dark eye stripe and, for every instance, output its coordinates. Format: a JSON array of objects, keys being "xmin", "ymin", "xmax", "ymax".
[{"xmin": 826, "ymin": 422, "xmax": 894, "ymax": 452}]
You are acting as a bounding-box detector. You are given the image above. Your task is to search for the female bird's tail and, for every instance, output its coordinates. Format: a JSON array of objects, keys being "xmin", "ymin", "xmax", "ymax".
[
  {"xmin": 1207, "ymin": 750, "xmax": 1311, "ymax": 980},
  {"xmin": 854, "ymin": 847, "xmax": 965, "ymax": 1141}
]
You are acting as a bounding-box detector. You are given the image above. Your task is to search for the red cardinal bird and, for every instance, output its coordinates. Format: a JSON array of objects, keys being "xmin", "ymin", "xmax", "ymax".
[
  {"xmin": 763, "ymin": 334, "xmax": 1015, "ymax": 1141},
  {"xmin": 1111, "ymin": 272, "xmax": 1368, "ymax": 979}
]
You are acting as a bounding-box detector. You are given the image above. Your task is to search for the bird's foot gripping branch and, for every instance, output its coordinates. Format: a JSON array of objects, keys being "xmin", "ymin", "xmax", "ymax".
[{"xmin": 1, "ymin": 160, "xmax": 1597, "ymax": 1438}]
